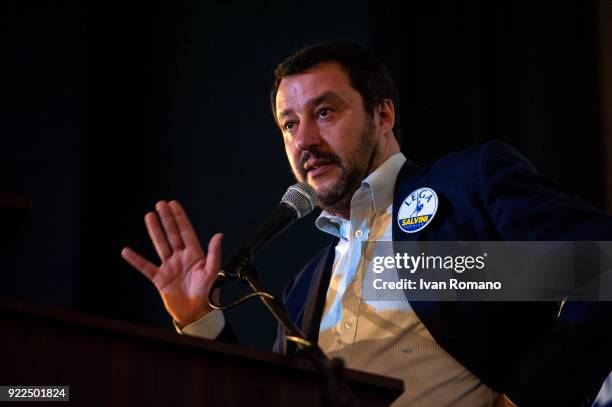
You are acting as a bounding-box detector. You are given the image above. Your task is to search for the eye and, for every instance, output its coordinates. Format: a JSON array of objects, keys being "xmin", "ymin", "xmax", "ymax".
[
  {"xmin": 283, "ymin": 121, "xmax": 296, "ymax": 131},
  {"xmin": 317, "ymin": 107, "xmax": 333, "ymax": 119}
]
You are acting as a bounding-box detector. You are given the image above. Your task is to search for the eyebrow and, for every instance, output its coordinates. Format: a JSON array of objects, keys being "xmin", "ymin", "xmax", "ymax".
[{"xmin": 277, "ymin": 91, "xmax": 346, "ymax": 119}]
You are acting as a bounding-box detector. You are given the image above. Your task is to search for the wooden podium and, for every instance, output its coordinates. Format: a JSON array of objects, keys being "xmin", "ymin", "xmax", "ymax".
[{"xmin": 0, "ymin": 300, "xmax": 403, "ymax": 406}]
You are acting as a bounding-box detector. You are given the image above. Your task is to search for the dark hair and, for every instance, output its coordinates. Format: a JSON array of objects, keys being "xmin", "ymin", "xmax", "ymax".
[{"xmin": 270, "ymin": 41, "xmax": 401, "ymax": 144}]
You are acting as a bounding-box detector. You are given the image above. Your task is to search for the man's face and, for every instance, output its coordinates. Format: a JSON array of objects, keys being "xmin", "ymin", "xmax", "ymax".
[{"xmin": 275, "ymin": 62, "xmax": 378, "ymax": 213}]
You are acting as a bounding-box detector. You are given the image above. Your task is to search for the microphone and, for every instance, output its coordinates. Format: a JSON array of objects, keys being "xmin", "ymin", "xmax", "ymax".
[{"xmin": 220, "ymin": 182, "xmax": 318, "ymax": 279}]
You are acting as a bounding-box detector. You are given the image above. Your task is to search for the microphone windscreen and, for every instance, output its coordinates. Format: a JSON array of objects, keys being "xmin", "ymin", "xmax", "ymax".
[{"xmin": 281, "ymin": 182, "xmax": 318, "ymax": 218}]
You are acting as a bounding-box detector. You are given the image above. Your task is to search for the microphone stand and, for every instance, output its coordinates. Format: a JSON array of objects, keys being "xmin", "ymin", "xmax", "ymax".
[{"xmin": 210, "ymin": 263, "xmax": 360, "ymax": 407}]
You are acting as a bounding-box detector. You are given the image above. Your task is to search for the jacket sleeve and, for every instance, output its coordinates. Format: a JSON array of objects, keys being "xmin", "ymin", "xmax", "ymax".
[{"xmin": 477, "ymin": 141, "xmax": 612, "ymax": 406}]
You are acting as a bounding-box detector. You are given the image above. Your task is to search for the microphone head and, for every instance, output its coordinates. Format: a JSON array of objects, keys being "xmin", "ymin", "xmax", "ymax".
[{"xmin": 281, "ymin": 182, "xmax": 318, "ymax": 218}]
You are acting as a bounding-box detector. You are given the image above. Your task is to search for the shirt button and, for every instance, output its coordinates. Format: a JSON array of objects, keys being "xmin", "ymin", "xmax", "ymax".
[
  {"xmin": 344, "ymin": 321, "xmax": 352, "ymax": 329},
  {"xmin": 355, "ymin": 230, "xmax": 363, "ymax": 238}
]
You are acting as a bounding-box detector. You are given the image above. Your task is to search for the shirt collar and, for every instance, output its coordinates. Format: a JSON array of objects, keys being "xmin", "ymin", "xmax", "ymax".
[{"xmin": 315, "ymin": 152, "xmax": 407, "ymax": 238}]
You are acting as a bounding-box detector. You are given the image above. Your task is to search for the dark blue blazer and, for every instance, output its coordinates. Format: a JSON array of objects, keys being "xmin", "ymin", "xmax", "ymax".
[{"xmin": 272, "ymin": 141, "xmax": 612, "ymax": 407}]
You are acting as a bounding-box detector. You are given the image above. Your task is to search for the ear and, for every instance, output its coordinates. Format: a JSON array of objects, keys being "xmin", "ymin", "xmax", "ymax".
[{"xmin": 375, "ymin": 99, "xmax": 395, "ymax": 136}]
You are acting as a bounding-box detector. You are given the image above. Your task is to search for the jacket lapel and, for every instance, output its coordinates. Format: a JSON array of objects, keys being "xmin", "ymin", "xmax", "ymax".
[
  {"xmin": 391, "ymin": 160, "xmax": 454, "ymax": 349},
  {"xmin": 301, "ymin": 239, "xmax": 337, "ymax": 345}
]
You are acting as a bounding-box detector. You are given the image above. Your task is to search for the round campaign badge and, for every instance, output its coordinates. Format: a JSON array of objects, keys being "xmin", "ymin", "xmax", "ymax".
[{"xmin": 397, "ymin": 187, "xmax": 438, "ymax": 233}]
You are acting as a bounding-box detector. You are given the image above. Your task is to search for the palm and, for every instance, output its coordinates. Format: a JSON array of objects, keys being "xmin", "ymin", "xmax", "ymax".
[
  {"xmin": 154, "ymin": 247, "xmax": 211, "ymax": 322},
  {"xmin": 121, "ymin": 200, "xmax": 223, "ymax": 327}
]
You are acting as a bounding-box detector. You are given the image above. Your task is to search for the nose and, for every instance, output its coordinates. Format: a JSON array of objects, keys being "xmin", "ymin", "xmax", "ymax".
[{"xmin": 294, "ymin": 118, "xmax": 322, "ymax": 152}]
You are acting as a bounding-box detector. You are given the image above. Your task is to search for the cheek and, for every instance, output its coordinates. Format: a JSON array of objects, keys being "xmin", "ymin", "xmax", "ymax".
[
  {"xmin": 283, "ymin": 140, "xmax": 295, "ymax": 162},
  {"xmin": 284, "ymin": 142, "xmax": 302, "ymax": 176},
  {"xmin": 323, "ymin": 124, "xmax": 356, "ymax": 157}
]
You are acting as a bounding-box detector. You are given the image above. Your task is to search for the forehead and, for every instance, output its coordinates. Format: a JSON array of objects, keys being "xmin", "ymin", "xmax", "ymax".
[{"xmin": 275, "ymin": 62, "xmax": 357, "ymax": 116}]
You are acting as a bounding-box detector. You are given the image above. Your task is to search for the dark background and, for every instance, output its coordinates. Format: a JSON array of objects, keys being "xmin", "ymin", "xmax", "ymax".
[{"xmin": 1, "ymin": 0, "xmax": 610, "ymax": 350}]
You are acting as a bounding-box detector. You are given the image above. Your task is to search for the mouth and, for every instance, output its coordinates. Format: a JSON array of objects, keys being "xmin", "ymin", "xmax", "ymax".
[
  {"xmin": 308, "ymin": 163, "xmax": 334, "ymax": 178},
  {"xmin": 304, "ymin": 160, "xmax": 336, "ymax": 179}
]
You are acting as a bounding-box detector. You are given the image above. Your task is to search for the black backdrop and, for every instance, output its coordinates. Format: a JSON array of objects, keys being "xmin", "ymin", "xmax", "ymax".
[{"xmin": 1, "ymin": 0, "xmax": 608, "ymax": 349}]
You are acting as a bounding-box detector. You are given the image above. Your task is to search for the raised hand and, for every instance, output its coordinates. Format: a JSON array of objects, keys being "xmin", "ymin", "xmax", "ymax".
[{"xmin": 121, "ymin": 200, "xmax": 223, "ymax": 328}]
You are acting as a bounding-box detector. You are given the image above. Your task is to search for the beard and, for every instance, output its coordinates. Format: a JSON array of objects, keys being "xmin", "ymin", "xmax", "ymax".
[{"xmin": 297, "ymin": 117, "xmax": 377, "ymax": 214}]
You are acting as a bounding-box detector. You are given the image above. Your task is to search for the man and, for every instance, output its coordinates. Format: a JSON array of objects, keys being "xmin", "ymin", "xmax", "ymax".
[{"xmin": 121, "ymin": 42, "xmax": 612, "ymax": 406}]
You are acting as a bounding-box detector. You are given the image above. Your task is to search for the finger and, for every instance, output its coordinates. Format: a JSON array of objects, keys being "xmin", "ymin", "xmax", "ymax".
[
  {"xmin": 156, "ymin": 201, "xmax": 185, "ymax": 252},
  {"xmin": 168, "ymin": 200, "xmax": 204, "ymax": 254},
  {"xmin": 145, "ymin": 211, "xmax": 172, "ymax": 261},
  {"xmin": 206, "ymin": 233, "xmax": 224, "ymax": 277},
  {"xmin": 121, "ymin": 247, "xmax": 159, "ymax": 282}
]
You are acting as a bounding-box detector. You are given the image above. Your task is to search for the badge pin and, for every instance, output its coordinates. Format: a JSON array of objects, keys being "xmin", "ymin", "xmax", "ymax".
[{"xmin": 397, "ymin": 187, "xmax": 438, "ymax": 233}]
